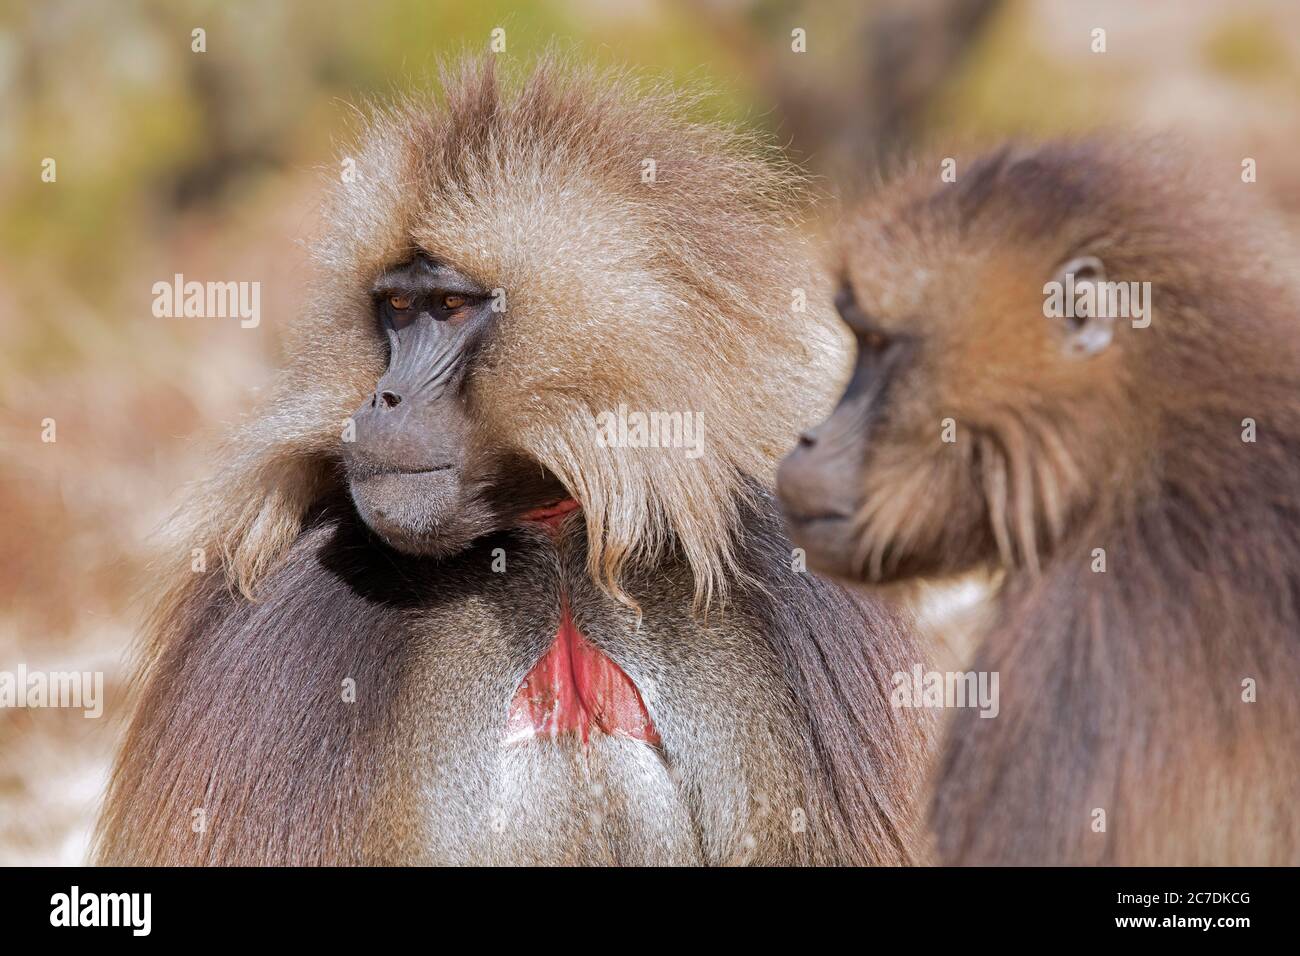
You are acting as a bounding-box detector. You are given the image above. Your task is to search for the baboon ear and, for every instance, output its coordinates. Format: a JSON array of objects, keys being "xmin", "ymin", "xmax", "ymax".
[{"xmin": 1047, "ymin": 255, "xmax": 1114, "ymax": 358}]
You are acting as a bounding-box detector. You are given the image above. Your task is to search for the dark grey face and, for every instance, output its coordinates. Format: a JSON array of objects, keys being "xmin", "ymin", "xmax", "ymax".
[
  {"xmin": 777, "ymin": 284, "xmax": 908, "ymax": 578},
  {"xmin": 342, "ymin": 256, "xmax": 517, "ymax": 557}
]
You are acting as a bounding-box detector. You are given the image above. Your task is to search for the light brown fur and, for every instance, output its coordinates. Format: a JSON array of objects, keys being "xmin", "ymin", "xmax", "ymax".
[
  {"xmin": 96, "ymin": 57, "xmax": 929, "ymax": 867},
  {"xmin": 188, "ymin": 56, "xmax": 844, "ymax": 612},
  {"xmin": 780, "ymin": 140, "xmax": 1300, "ymax": 864}
]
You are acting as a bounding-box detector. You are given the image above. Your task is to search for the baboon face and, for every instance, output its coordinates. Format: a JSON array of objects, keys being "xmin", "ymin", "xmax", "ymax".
[
  {"xmin": 779, "ymin": 146, "xmax": 1157, "ymax": 582},
  {"xmin": 310, "ymin": 60, "xmax": 838, "ymax": 592},
  {"xmin": 341, "ymin": 255, "xmax": 567, "ymax": 557}
]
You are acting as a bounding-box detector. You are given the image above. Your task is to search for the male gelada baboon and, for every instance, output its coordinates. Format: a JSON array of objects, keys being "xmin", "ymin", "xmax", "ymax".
[
  {"xmin": 96, "ymin": 58, "xmax": 931, "ymax": 865},
  {"xmin": 779, "ymin": 141, "xmax": 1300, "ymax": 865}
]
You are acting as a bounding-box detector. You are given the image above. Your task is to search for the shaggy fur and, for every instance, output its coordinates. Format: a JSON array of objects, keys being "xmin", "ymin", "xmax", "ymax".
[
  {"xmin": 784, "ymin": 140, "xmax": 1300, "ymax": 863},
  {"xmin": 96, "ymin": 57, "xmax": 930, "ymax": 865},
  {"xmin": 189, "ymin": 56, "xmax": 844, "ymax": 612},
  {"xmin": 96, "ymin": 493, "xmax": 928, "ymax": 865}
]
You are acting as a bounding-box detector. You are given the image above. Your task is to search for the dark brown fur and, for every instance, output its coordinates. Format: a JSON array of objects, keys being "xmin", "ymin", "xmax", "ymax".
[
  {"xmin": 96, "ymin": 59, "xmax": 931, "ymax": 866},
  {"xmin": 780, "ymin": 140, "xmax": 1300, "ymax": 864},
  {"xmin": 98, "ymin": 493, "xmax": 928, "ymax": 865}
]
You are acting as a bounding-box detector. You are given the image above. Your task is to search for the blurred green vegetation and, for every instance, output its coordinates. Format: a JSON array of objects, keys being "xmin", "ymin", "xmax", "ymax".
[
  {"xmin": 930, "ymin": 1, "xmax": 1127, "ymax": 140},
  {"xmin": 1202, "ymin": 14, "xmax": 1291, "ymax": 82},
  {"xmin": 3, "ymin": 0, "xmax": 1299, "ymax": 362},
  {"xmin": 0, "ymin": 0, "xmax": 771, "ymax": 296}
]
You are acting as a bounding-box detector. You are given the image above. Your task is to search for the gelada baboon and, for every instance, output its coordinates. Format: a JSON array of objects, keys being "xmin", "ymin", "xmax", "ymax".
[
  {"xmin": 96, "ymin": 58, "xmax": 931, "ymax": 865},
  {"xmin": 778, "ymin": 141, "xmax": 1300, "ymax": 864}
]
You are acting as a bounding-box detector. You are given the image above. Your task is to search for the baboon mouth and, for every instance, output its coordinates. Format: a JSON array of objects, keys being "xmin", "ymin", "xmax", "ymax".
[
  {"xmin": 346, "ymin": 466, "xmax": 490, "ymax": 558},
  {"xmin": 505, "ymin": 599, "xmax": 660, "ymax": 747}
]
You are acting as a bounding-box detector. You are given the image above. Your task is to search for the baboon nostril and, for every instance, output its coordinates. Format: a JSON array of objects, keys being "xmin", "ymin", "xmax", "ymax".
[
  {"xmin": 381, "ymin": 391, "xmax": 402, "ymax": 408},
  {"xmin": 797, "ymin": 431, "xmax": 817, "ymax": 449}
]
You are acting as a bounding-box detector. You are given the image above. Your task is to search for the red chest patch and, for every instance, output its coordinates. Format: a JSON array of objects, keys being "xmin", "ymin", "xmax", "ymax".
[{"xmin": 505, "ymin": 601, "xmax": 660, "ymax": 746}]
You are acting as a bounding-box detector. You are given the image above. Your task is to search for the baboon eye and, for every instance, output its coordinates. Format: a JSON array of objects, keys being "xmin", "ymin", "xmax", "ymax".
[
  {"xmin": 388, "ymin": 294, "xmax": 413, "ymax": 311},
  {"xmin": 442, "ymin": 294, "xmax": 466, "ymax": 310},
  {"xmin": 835, "ymin": 285, "xmax": 892, "ymax": 354},
  {"xmin": 859, "ymin": 329, "xmax": 890, "ymax": 353}
]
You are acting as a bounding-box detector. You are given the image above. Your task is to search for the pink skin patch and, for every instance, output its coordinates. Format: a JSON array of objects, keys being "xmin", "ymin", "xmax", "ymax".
[
  {"xmin": 505, "ymin": 599, "xmax": 661, "ymax": 747},
  {"xmin": 518, "ymin": 497, "xmax": 580, "ymax": 530}
]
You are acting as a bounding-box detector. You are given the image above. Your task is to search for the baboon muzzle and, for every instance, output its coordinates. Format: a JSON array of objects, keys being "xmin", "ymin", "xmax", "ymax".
[{"xmin": 341, "ymin": 317, "xmax": 485, "ymax": 557}]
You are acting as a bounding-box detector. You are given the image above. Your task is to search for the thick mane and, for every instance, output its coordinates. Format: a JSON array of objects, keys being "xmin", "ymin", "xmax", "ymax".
[
  {"xmin": 179, "ymin": 55, "xmax": 844, "ymax": 612},
  {"xmin": 734, "ymin": 491, "xmax": 932, "ymax": 864},
  {"xmin": 96, "ymin": 55, "xmax": 934, "ymax": 870},
  {"xmin": 847, "ymin": 139, "xmax": 1300, "ymax": 578},
  {"xmin": 901, "ymin": 142, "xmax": 1300, "ymax": 863}
]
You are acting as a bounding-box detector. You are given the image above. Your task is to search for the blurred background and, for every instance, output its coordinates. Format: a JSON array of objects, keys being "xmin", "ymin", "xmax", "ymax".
[{"xmin": 2, "ymin": 0, "xmax": 1299, "ymax": 864}]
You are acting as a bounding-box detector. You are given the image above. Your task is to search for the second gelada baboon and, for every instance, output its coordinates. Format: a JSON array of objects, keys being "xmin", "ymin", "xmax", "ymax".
[{"xmin": 779, "ymin": 140, "xmax": 1300, "ymax": 864}]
